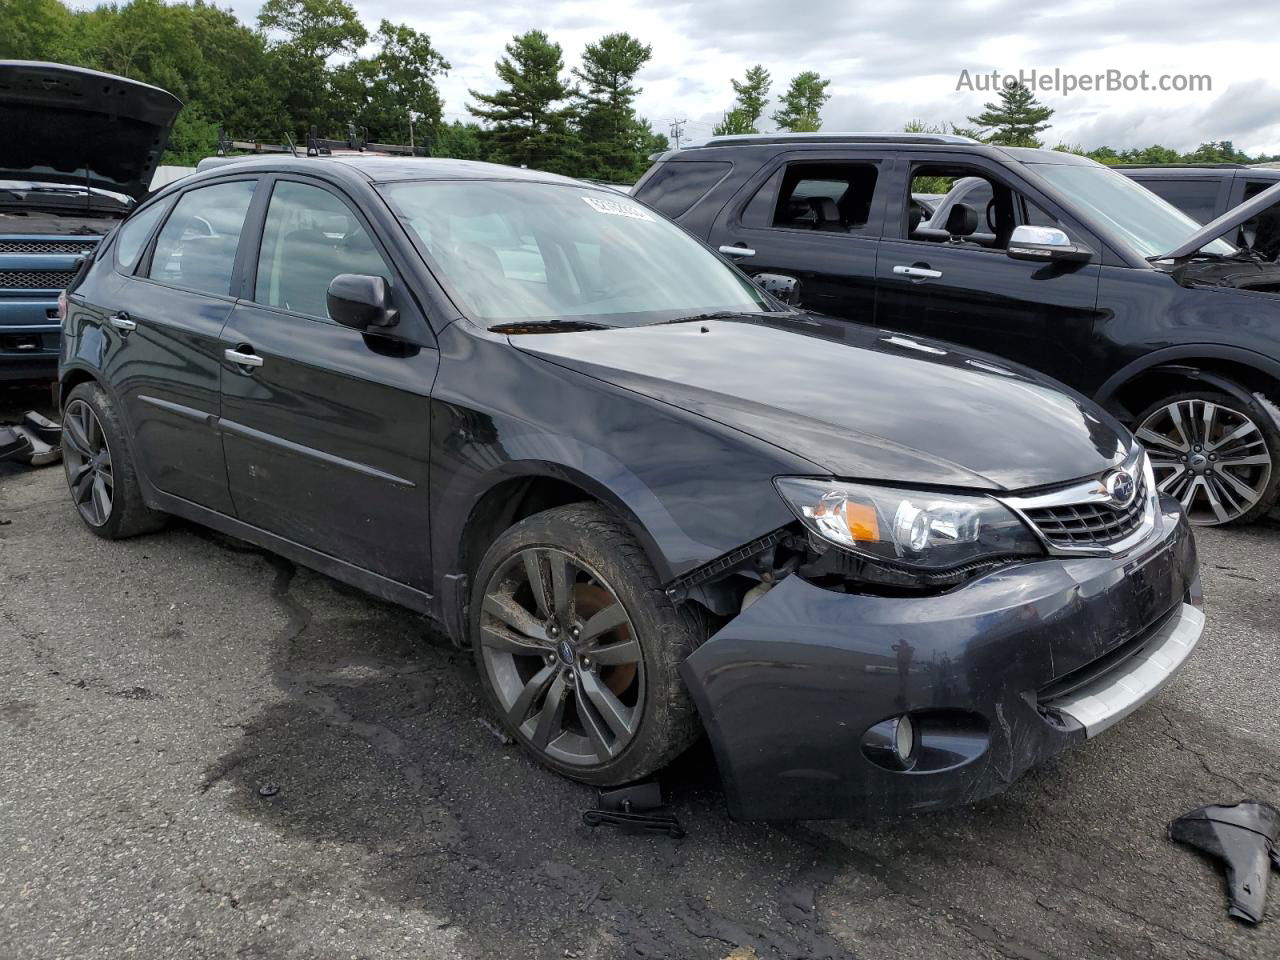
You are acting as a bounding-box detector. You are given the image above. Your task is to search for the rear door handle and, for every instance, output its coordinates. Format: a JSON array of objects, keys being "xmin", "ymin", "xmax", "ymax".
[
  {"xmin": 719, "ymin": 244, "xmax": 757, "ymax": 258},
  {"xmin": 893, "ymin": 265, "xmax": 943, "ymax": 280},
  {"xmin": 225, "ymin": 347, "xmax": 264, "ymax": 369},
  {"xmin": 109, "ymin": 313, "xmax": 136, "ymax": 331}
]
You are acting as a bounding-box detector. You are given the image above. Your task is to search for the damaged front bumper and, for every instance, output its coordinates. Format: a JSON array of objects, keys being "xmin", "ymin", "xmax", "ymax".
[{"xmin": 680, "ymin": 498, "xmax": 1202, "ymax": 821}]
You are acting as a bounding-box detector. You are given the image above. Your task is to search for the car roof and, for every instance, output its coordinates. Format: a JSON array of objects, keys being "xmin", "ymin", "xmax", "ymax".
[
  {"xmin": 1118, "ymin": 165, "xmax": 1280, "ymax": 180},
  {"xmin": 651, "ymin": 136, "xmax": 1102, "ymax": 167},
  {"xmin": 179, "ymin": 155, "xmax": 586, "ymax": 188}
]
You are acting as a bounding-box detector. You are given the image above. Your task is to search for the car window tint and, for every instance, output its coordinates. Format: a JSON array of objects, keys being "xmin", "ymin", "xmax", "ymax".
[
  {"xmin": 1135, "ymin": 178, "xmax": 1219, "ymax": 224},
  {"xmin": 148, "ymin": 180, "xmax": 255, "ymax": 295},
  {"xmin": 638, "ymin": 161, "xmax": 732, "ymax": 219},
  {"xmin": 1242, "ymin": 180, "xmax": 1280, "ymax": 260},
  {"xmin": 771, "ymin": 163, "xmax": 878, "ymax": 232},
  {"xmin": 254, "ymin": 181, "xmax": 392, "ymax": 319},
  {"xmin": 115, "ymin": 200, "xmax": 169, "ymax": 273}
]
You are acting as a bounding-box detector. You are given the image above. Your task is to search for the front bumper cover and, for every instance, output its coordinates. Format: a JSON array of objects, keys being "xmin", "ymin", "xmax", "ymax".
[{"xmin": 680, "ymin": 498, "xmax": 1201, "ymax": 821}]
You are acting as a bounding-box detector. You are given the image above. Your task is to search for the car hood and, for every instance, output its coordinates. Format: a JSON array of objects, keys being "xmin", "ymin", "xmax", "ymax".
[
  {"xmin": 0, "ymin": 61, "xmax": 181, "ymax": 203},
  {"xmin": 1161, "ymin": 179, "xmax": 1280, "ymax": 260},
  {"xmin": 512, "ymin": 314, "xmax": 1130, "ymax": 492}
]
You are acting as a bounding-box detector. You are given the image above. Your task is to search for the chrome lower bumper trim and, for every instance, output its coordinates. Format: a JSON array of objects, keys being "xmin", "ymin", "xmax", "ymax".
[{"xmin": 1043, "ymin": 603, "xmax": 1204, "ymax": 738}]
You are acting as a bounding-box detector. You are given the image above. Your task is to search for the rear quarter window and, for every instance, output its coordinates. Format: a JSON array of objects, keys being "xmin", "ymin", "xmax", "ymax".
[{"xmin": 636, "ymin": 161, "xmax": 732, "ymax": 219}]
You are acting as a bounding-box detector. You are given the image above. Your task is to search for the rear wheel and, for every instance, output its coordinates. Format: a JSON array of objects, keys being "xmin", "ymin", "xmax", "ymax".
[
  {"xmin": 470, "ymin": 503, "xmax": 703, "ymax": 785},
  {"xmin": 1134, "ymin": 390, "xmax": 1279, "ymax": 526}
]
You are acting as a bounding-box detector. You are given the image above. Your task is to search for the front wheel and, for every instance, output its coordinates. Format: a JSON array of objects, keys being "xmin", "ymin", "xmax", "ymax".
[
  {"xmin": 470, "ymin": 503, "xmax": 703, "ymax": 785},
  {"xmin": 1134, "ymin": 390, "xmax": 1279, "ymax": 526}
]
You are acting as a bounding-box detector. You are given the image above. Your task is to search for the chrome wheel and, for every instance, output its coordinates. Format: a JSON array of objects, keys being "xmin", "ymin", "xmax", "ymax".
[
  {"xmin": 61, "ymin": 399, "xmax": 114, "ymax": 527},
  {"xmin": 1137, "ymin": 398, "xmax": 1272, "ymax": 525},
  {"xmin": 478, "ymin": 547, "xmax": 645, "ymax": 767}
]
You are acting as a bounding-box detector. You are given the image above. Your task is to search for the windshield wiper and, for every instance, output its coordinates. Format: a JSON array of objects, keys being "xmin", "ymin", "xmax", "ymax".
[
  {"xmin": 488, "ymin": 319, "xmax": 607, "ymax": 334},
  {"xmin": 657, "ymin": 309, "xmax": 796, "ymax": 325}
]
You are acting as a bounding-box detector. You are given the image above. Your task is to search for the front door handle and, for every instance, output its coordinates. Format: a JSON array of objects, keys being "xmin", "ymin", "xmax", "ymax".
[
  {"xmin": 225, "ymin": 347, "xmax": 264, "ymax": 369},
  {"xmin": 109, "ymin": 313, "xmax": 136, "ymax": 331},
  {"xmin": 719, "ymin": 244, "xmax": 757, "ymax": 258},
  {"xmin": 893, "ymin": 265, "xmax": 943, "ymax": 280}
]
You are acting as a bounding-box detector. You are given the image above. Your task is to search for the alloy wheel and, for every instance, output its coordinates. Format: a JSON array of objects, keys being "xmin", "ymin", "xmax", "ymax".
[
  {"xmin": 61, "ymin": 399, "xmax": 114, "ymax": 527},
  {"xmin": 1137, "ymin": 398, "xmax": 1272, "ymax": 525},
  {"xmin": 478, "ymin": 547, "xmax": 645, "ymax": 767}
]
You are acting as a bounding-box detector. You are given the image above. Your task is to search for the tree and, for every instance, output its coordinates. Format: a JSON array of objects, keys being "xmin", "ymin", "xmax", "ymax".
[
  {"xmin": 713, "ymin": 64, "xmax": 771, "ymax": 135},
  {"xmin": 257, "ymin": 0, "xmax": 365, "ymax": 60},
  {"xmin": 433, "ymin": 120, "xmax": 490, "ymax": 161},
  {"xmin": 772, "ymin": 71, "xmax": 830, "ymax": 132},
  {"xmin": 467, "ymin": 30, "xmax": 577, "ymax": 174},
  {"xmin": 570, "ymin": 32, "xmax": 665, "ymax": 181},
  {"xmin": 332, "ymin": 20, "xmax": 449, "ymax": 144},
  {"xmin": 967, "ymin": 81, "xmax": 1053, "ymax": 147},
  {"xmin": 1, "ymin": 0, "xmax": 75, "ymax": 61}
]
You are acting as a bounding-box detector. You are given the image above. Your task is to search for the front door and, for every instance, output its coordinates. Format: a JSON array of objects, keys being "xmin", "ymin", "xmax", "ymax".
[{"xmin": 217, "ymin": 176, "xmax": 439, "ymax": 591}]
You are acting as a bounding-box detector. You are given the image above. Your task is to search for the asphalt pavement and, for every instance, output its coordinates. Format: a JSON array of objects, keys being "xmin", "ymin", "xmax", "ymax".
[{"xmin": 1, "ymin": 384, "xmax": 1278, "ymax": 960}]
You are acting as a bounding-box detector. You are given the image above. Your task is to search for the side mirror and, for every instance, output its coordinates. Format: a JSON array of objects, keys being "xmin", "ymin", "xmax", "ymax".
[
  {"xmin": 752, "ymin": 272, "xmax": 802, "ymax": 306},
  {"xmin": 326, "ymin": 274, "xmax": 399, "ymax": 330},
  {"xmin": 1007, "ymin": 225, "xmax": 1092, "ymax": 264}
]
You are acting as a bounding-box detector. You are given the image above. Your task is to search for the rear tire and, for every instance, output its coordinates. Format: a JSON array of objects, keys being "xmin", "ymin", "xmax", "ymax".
[
  {"xmin": 1134, "ymin": 389, "xmax": 1280, "ymax": 526},
  {"xmin": 61, "ymin": 381, "xmax": 166, "ymax": 540},
  {"xmin": 470, "ymin": 503, "xmax": 703, "ymax": 785}
]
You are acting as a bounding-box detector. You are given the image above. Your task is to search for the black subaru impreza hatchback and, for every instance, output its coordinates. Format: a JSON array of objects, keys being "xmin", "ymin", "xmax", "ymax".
[{"xmin": 58, "ymin": 157, "xmax": 1202, "ymax": 820}]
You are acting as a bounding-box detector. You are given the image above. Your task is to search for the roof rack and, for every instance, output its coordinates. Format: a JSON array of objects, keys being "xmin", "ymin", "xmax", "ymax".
[
  {"xmin": 1113, "ymin": 162, "xmax": 1248, "ymax": 169},
  {"xmin": 690, "ymin": 132, "xmax": 978, "ymax": 149},
  {"xmin": 214, "ymin": 124, "xmax": 416, "ymax": 159}
]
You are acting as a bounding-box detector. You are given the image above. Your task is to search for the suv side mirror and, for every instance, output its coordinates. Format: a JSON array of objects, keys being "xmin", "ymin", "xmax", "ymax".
[
  {"xmin": 327, "ymin": 274, "xmax": 399, "ymax": 330},
  {"xmin": 752, "ymin": 272, "xmax": 802, "ymax": 306},
  {"xmin": 1007, "ymin": 225, "xmax": 1092, "ymax": 264}
]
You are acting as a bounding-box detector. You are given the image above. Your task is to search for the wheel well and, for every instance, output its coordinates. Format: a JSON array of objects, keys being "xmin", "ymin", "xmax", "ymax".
[
  {"xmin": 458, "ymin": 476, "xmax": 600, "ymax": 580},
  {"xmin": 1111, "ymin": 359, "xmax": 1279, "ymax": 424},
  {"xmin": 58, "ymin": 370, "xmax": 98, "ymax": 411}
]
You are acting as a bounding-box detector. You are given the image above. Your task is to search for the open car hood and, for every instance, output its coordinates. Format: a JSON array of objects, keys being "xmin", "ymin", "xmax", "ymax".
[
  {"xmin": 0, "ymin": 61, "xmax": 181, "ymax": 203},
  {"xmin": 1160, "ymin": 179, "xmax": 1280, "ymax": 260},
  {"xmin": 513, "ymin": 313, "xmax": 1129, "ymax": 492}
]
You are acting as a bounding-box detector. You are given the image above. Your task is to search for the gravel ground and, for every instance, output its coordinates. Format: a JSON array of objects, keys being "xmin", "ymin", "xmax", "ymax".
[{"xmin": 1, "ymin": 384, "xmax": 1278, "ymax": 960}]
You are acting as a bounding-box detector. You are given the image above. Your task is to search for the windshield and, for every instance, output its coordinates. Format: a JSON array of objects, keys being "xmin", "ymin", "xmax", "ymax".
[
  {"xmin": 1028, "ymin": 162, "xmax": 1235, "ymax": 259},
  {"xmin": 378, "ymin": 180, "xmax": 770, "ymax": 325}
]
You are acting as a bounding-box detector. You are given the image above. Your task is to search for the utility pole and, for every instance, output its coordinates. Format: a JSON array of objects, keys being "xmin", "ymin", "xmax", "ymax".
[{"xmin": 668, "ymin": 118, "xmax": 686, "ymax": 150}]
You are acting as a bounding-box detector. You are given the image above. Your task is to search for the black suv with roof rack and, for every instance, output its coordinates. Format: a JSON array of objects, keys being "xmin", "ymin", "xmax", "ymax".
[
  {"xmin": 1117, "ymin": 163, "xmax": 1280, "ymax": 260},
  {"xmin": 633, "ymin": 132, "xmax": 1280, "ymax": 527}
]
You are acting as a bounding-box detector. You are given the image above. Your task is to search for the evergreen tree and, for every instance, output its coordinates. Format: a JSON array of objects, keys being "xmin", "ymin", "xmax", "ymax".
[
  {"xmin": 967, "ymin": 81, "xmax": 1053, "ymax": 147},
  {"xmin": 713, "ymin": 64, "xmax": 771, "ymax": 135},
  {"xmin": 467, "ymin": 30, "xmax": 577, "ymax": 174},
  {"xmin": 772, "ymin": 71, "xmax": 830, "ymax": 132},
  {"xmin": 570, "ymin": 32, "xmax": 665, "ymax": 181}
]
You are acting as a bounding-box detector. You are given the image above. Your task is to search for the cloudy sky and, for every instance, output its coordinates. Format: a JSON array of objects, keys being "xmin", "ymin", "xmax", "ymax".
[{"xmin": 218, "ymin": 0, "xmax": 1278, "ymax": 154}]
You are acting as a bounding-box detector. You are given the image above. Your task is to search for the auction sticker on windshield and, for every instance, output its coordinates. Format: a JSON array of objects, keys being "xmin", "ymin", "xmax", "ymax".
[{"xmin": 581, "ymin": 195, "xmax": 655, "ymax": 221}]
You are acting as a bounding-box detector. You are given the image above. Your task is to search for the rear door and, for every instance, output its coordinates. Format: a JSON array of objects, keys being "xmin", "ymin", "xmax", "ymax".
[
  {"xmin": 217, "ymin": 175, "xmax": 439, "ymax": 590},
  {"xmin": 708, "ymin": 152, "xmax": 885, "ymax": 322},
  {"xmin": 100, "ymin": 177, "xmax": 259, "ymax": 514}
]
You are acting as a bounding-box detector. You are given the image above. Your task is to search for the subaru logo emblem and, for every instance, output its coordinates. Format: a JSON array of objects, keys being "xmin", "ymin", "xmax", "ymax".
[
  {"xmin": 1105, "ymin": 470, "xmax": 1136, "ymax": 508},
  {"xmin": 558, "ymin": 639, "xmax": 575, "ymax": 664}
]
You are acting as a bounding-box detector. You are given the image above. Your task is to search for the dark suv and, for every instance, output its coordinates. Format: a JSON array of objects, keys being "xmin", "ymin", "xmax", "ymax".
[
  {"xmin": 0, "ymin": 61, "xmax": 180, "ymax": 382},
  {"xmin": 634, "ymin": 133, "xmax": 1280, "ymax": 527},
  {"xmin": 59, "ymin": 156, "xmax": 1201, "ymax": 821},
  {"xmin": 1118, "ymin": 163, "xmax": 1280, "ymax": 259}
]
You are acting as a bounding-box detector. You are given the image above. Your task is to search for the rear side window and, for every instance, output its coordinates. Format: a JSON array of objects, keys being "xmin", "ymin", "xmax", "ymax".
[
  {"xmin": 768, "ymin": 162, "xmax": 879, "ymax": 233},
  {"xmin": 1134, "ymin": 178, "xmax": 1220, "ymax": 224},
  {"xmin": 637, "ymin": 161, "xmax": 731, "ymax": 218},
  {"xmin": 148, "ymin": 180, "xmax": 257, "ymax": 296},
  {"xmin": 253, "ymin": 181, "xmax": 392, "ymax": 320},
  {"xmin": 114, "ymin": 200, "xmax": 169, "ymax": 273}
]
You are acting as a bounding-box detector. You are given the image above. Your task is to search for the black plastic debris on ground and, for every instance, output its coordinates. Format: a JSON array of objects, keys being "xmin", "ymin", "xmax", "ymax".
[
  {"xmin": 582, "ymin": 781, "xmax": 684, "ymax": 839},
  {"xmin": 0, "ymin": 412, "xmax": 61, "ymax": 467},
  {"xmin": 1169, "ymin": 800, "xmax": 1280, "ymax": 924}
]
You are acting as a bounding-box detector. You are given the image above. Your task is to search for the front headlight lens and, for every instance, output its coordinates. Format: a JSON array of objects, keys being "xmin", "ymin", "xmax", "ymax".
[{"xmin": 775, "ymin": 477, "xmax": 1043, "ymax": 572}]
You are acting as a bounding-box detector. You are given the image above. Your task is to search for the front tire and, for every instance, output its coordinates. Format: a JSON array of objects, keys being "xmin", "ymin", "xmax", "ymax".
[
  {"xmin": 470, "ymin": 503, "xmax": 703, "ymax": 785},
  {"xmin": 1134, "ymin": 389, "xmax": 1279, "ymax": 526},
  {"xmin": 61, "ymin": 382, "xmax": 166, "ymax": 539}
]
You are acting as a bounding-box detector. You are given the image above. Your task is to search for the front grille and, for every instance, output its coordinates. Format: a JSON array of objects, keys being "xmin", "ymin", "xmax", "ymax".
[
  {"xmin": 1024, "ymin": 472, "xmax": 1148, "ymax": 548},
  {"xmin": 0, "ymin": 269, "xmax": 77, "ymax": 290},
  {"xmin": 0, "ymin": 240, "xmax": 97, "ymax": 255}
]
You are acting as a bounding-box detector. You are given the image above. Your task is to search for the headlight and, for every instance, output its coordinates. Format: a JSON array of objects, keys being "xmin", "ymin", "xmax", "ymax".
[{"xmin": 775, "ymin": 477, "xmax": 1043, "ymax": 581}]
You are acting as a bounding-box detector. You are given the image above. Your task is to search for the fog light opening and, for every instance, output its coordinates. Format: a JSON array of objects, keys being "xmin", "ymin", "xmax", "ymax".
[
  {"xmin": 861, "ymin": 714, "xmax": 919, "ymax": 771},
  {"xmin": 894, "ymin": 714, "xmax": 917, "ymax": 764}
]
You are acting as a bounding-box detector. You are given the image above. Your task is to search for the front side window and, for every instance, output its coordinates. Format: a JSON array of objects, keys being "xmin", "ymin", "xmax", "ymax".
[
  {"xmin": 115, "ymin": 199, "xmax": 170, "ymax": 273},
  {"xmin": 379, "ymin": 180, "xmax": 769, "ymax": 325},
  {"xmin": 1029, "ymin": 162, "xmax": 1234, "ymax": 258},
  {"xmin": 254, "ymin": 181, "xmax": 392, "ymax": 319},
  {"xmin": 148, "ymin": 180, "xmax": 256, "ymax": 296}
]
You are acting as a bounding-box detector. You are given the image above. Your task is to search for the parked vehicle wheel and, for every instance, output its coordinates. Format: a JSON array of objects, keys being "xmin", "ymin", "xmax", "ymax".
[
  {"xmin": 1135, "ymin": 390, "xmax": 1280, "ymax": 526},
  {"xmin": 61, "ymin": 382, "xmax": 165, "ymax": 539},
  {"xmin": 470, "ymin": 503, "xmax": 703, "ymax": 785}
]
